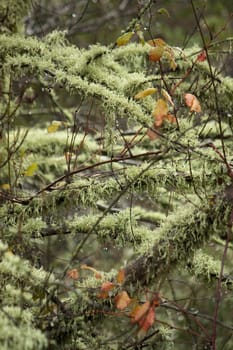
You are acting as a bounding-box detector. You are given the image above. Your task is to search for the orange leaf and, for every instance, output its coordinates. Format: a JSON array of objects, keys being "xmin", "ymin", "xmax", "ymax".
[
  {"xmin": 147, "ymin": 38, "xmax": 166, "ymax": 47},
  {"xmin": 134, "ymin": 88, "xmax": 157, "ymax": 100},
  {"xmin": 148, "ymin": 46, "xmax": 164, "ymax": 62},
  {"xmin": 101, "ymin": 281, "xmax": 115, "ymax": 292},
  {"xmin": 148, "ymin": 39, "xmax": 166, "ymax": 62},
  {"xmin": 152, "ymin": 295, "xmax": 161, "ymax": 307},
  {"xmin": 98, "ymin": 281, "xmax": 115, "ymax": 299},
  {"xmin": 94, "ymin": 272, "xmax": 102, "ymax": 279},
  {"xmin": 81, "ymin": 264, "xmax": 103, "ymax": 279},
  {"xmin": 98, "ymin": 291, "xmax": 109, "ymax": 299},
  {"xmin": 66, "ymin": 269, "xmax": 79, "ymax": 280},
  {"xmin": 138, "ymin": 306, "xmax": 155, "ymax": 332},
  {"xmin": 184, "ymin": 93, "xmax": 201, "ymax": 113},
  {"xmin": 117, "ymin": 269, "xmax": 125, "ymax": 284},
  {"xmin": 115, "ymin": 291, "xmax": 131, "ymax": 310},
  {"xmin": 131, "ymin": 301, "xmax": 150, "ymax": 324},
  {"xmin": 154, "ymin": 115, "xmax": 165, "ymax": 128}
]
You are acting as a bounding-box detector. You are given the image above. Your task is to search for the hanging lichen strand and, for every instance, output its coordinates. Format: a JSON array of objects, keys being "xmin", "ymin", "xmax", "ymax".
[{"xmin": 0, "ymin": 0, "xmax": 233, "ymax": 348}]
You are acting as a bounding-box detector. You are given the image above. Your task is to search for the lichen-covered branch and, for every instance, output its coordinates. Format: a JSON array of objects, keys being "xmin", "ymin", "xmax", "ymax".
[{"xmin": 123, "ymin": 199, "xmax": 232, "ymax": 289}]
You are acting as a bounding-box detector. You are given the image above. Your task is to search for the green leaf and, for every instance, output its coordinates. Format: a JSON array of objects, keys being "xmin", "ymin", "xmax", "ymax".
[
  {"xmin": 157, "ymin": 8, "xmax": 170, "ymax": 17},
  {"xmin": 116, "ymin": 32, "xmax": 134, "ymax": 46}
]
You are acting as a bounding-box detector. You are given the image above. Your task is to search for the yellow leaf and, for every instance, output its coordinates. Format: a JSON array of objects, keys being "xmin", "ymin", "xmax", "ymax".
[
  {"xmin": 5, "ymin": 249, "xmax": 14, "ymax": 256},
  {"xmin": 116, "ymin": 32, "xmax": 134, "ymax": 46},
  {"xmin": 161, "ymin": 89, "xmax": 174, "ymax": 106},
  {"xmin": 134, "ymin": 88, "xmax": 157, "ymax": 100},
  {"xmin": 169, "ymin": 58, "xmax": 177, "ymax": 71},
  {"xmin": 47, "ymin": 121, "xmax": 62, "ymax": 133},
  {"xmin": 1, "ymin": 183, "xmax": 10, "ymax": 190},
  {"xmin": 153, "ymin": 99, "xmax": 168, "ymax": 126},
  {"xmin": 47, "ymin": 125, "xmax": 59, "ymax": 133},
  {"xmin": 24, "ymin": 163, "xmax": 38, "ymax": 176}
]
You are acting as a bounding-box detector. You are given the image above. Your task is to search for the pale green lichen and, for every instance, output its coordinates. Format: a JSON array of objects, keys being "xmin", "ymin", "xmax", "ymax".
[
  {"xmin": 0, "ymin": 9, "xmax": 233, "ymax": 349},
  {"xmin": 191, "ymin": 250, "xmax": 221, "ymax": 281},
  {"xmin": 0, "ymin": 245, "xmax": 54, "ymax": 286},
  {"xmin": 0, "ymin": 307, "xmax": 47, "ymax": 350}
]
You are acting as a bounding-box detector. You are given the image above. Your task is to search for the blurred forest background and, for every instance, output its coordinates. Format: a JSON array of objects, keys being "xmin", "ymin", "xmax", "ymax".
[{"xmin": 26, "ymin": 0, "xmax": 232, "ymax": 70}]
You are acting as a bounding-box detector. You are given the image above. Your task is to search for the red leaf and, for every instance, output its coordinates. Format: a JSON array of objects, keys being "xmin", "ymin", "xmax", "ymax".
[
  {"xmin": 197, "ymin": 50, "xmax": 207, "ymax": 62},
  {"xmin": 138, "ymin": 306, "xmax": 155, "ymax": 332},
  {"xmin": 130, "ymin": 301, "xmax": 150, "ymax": 324}
]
